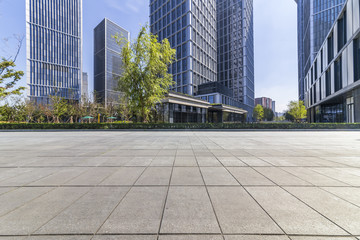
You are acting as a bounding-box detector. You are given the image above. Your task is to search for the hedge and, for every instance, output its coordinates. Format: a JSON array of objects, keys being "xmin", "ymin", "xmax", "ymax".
[{"xmin": 0, "ymin": 122, "xmax": 360, "ymax": 130}]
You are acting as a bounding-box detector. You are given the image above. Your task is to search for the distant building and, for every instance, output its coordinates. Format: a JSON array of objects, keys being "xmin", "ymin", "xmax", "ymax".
[
  {"xmin": 81, "ymin": 72, "xmax": 88, "ymax": 100},
  {"xmin": 255, "ymin": 97, "xmax": 274, "ymax": 110},
  {"xmin": 94, "ymin": 18, "xmax": 129, "ymax": 105},
  {"xmin": 304, "ymin": 0, "xmax": 360, "ymax": 123},
  {"xmin": 26, "ymin": 0, "xmax": 82, "ymax": 102},
  {"xmin": 296, "ymin": 0, "xmax": 346, "ymax": 101},
  {"xmin": 272, "ymin": 101, "xmax": 276, "ymax": 113}
]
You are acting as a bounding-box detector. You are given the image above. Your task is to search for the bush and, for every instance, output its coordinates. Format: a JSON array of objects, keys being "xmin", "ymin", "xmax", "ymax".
[{"xmin": 0, "ymin": 122, "xmax": 360, "ymax": 130}]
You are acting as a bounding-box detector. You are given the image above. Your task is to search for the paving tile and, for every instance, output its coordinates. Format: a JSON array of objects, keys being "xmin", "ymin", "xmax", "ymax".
[
  {"xmin": 216, "ymin": 156, "xmax": 246, "ymax": 167},
  {"xmin": 200, "ymin": 167, "xmax": 239, "ymax": 185},
  {"xmin": 0, "ymin": 187, "xmax": 89, "ymax": 235},
  {"xmin": 135, "ymin": 167, "xmax": 172, "ymax": 185},
  {"xmin": 28, "ymin": 167, "xmax": 88, "ymax": 186},
  {"xmin": 64, "ymin": 167, "xmax": 118, "ymax": 185},
  {"xmin": 225, "ymin": 236, "xmax": 289, "ymax": 240},
  {"xmin": 99, "ymin": 187, "xmax": 167, "ymax": 234},
  {"xmin": 196, "ymin": 156, "xmax": 222, "ymax": 166},
  {"xmin": 98, "ymin": 157, "xmax": 132, "ymax": 166},
  {"xmin": 0, "ymin": 168, "xmax": 34, "ymax": 182},
  {"xmin": 0, "ymin": 187, "xmax": 14, "ymax": 196},
  {"xmin": 26, "ymin": 236, "xmax": 92, "ymax": 240},
  {"xmin": 290, "ymin": 237, "xmax": 356, "ymax": 240},
  {"xmin": 227, "ymin": 167, "xmax": 274, "ymax": 186},
  {"xmin": 0, "ymin": 187, "xmax": 52, "ymax": 217},
  {"xmin": 92, "ymin": 236, "xmax": 156, "ymax": 240},
  {"xmin": 124, "ymin": 157, "xmax": 154, "ymax": 166},
  {"xmin": 174, "ymin": 156, "xmax": 198, "ymax": 166},
  {"xmin": 150, "ymin": 156, "xmax": 175, "ymax": 166},
  {"xmin": 322, "ymin": 187, "xmax": 360, "ymax": 207},
  {"xmin": 246, "ymin": 186, "xmax": 347, "ymax": 235},
  {"xmin": 99, "ymin": 167, "xmax": 145, "ymax": 186},
  {"xmin": 254, "ymin": 167, "xmax": 311, "ymax": 186},
  {"xmin": 159, "ymin": 236, "xmax": 223, "ymax": 240},
  {"xmin": 238, "ymin": 157, "xmax": 272, "ymax": 166},
  {"xmin": 161, "ymin": 186, "xmax": 221, "ymax": 234},
  {"xmin": 171, "ymin": 167, "xmax": 204, "ymax": 185},
  {"xmin": 281, "ymin": 167, "xmax": 348, "ymax": 187},
  {"xmin": 208, "ymin": 186, "xmax": 283, "ymax": 234},
  {"xmin": 36, "ymin": 187, "xmax": 129, "ymax": 234},
  {"xmin": 311, "ymin": 168, "xmax": 360, "ymax": 186},
  {"xmin": 0, "ymin": 168, "xmax": 58, "ymax": 186},
  {"xmin": 285, "ymin": 186, "xmax": 360, "ymax": 235}
]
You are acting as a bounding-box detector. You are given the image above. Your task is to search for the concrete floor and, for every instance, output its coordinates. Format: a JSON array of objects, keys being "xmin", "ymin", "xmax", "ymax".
[{"xmin": 0, "ymin": 131, "xmax": 360, "ymax": 240}]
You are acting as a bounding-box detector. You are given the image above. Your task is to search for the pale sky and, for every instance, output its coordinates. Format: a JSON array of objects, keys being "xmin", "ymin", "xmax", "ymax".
[{"xmin": 0, "ymin": 0, "xmax": 298, "ymax": 112}]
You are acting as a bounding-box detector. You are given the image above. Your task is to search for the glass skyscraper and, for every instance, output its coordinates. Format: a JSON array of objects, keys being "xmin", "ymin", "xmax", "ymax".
[
  {"xmin": 217, "ymin": 0, "xmax": 254, "ymax": 112},
  {"xmin": 26, "ymin": 0, "xmax": 82, "ymax": 102},
  {"xmin": 94, "ymin": 18, "xmax": 130, "ymax": 105},
  {"xmin": 296, "ymin": 0, "xmax": 346, "ymax": 100},
  {"xmin": 150, "ymin": 0, "xmax": 217, "ymax": 96}
]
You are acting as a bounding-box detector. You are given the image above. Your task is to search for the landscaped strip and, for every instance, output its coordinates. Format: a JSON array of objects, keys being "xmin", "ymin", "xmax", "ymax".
[{"xmin": 0, "ymin": 123, "xmax": 360, "ymax": 130}]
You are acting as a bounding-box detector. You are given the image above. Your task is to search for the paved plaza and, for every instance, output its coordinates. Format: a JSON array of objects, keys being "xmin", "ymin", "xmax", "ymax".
[{"xmin": 0, "ymin": 131, "xmax": 360, "ymax": 240}]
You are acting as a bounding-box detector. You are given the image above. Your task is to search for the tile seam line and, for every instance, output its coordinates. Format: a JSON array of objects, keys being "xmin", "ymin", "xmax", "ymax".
[
  {"xmin": 191, "ymin": 134, "xmax": 225, "ymax": 240},
  {"xmin": 194, "ymin": 133, "xmax": 290, "ymax": 239},
  {"xmin": 91, "ymin": 143, "xmax": 162, "ymax": 239},
  {"xmin": 156, "ymin": 147, "xmax": 176, "ymax": 240}
]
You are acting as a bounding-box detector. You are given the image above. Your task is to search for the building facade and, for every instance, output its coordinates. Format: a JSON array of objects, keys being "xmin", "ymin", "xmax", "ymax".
[
  {"xmin": 94, "ymin": 18, "xmax": 129, "ymax": 105},
  {"xmin": 81, "ymin": 72, "xmax": 88, "ymax": 100},
  {"xmin": 26, "ymin": 0, "xmax": 83, "ymax": 102},
  {"xmin": 296, "ymin": 0, "xmax": 346, "ymax": 101},
  {"xmin": 255, "ymin": 97, "xmax": 274, "ymax": 111},
  {"xmin": 150, "ymin": 0, "xmax": 217, "ymax": 96},
  {"xmin": 304, "ymin": 0, "xmax": 360, "ymax": 123},
  {"xmin": 216, "ymin": 0, "xmax": 255, "ymax": 114}
]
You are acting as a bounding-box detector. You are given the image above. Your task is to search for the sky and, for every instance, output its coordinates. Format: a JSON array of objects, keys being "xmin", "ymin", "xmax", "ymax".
[{"xmin": 0, "ymin": 0, "xmax": 298, "ymax": 112}]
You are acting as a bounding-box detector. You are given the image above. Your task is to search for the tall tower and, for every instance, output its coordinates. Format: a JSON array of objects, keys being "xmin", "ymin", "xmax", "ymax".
[
  {"xmin": 94, "ymin": 18, "xmax": 130, "ymax": 106},
  {"xmin": 150, "ymin": 0, "xmax": 217, "ymax": 96},
  {"xmin": 26, "ymin": 0, "xmax": 83, "ymax": 102},
  {"xmin": 216, "ymin": 0, "xmax": 254, "ymax": 113},
  {"xmin": 296, "ymin": 0, "xmax": 346, "ymax": 100}
]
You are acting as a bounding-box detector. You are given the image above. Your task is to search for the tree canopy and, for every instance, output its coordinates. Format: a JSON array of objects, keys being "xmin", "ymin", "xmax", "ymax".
[
  {"xmin": 0, "ymin": 58, "xmax": 25, "ymax": 100},
  {"xmin": 114, "ymin": 26, "xmax": 176, "ymax": 122},
  {"xmin": 253, "ymin": 104, "xmax": 264, "ymax": 122},
  {"xmin": 287, "ymin": 100, "xmax": 307, "ymax": 122}
]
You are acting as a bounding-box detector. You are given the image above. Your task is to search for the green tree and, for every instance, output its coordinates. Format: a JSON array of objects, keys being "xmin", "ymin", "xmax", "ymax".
[
  {"xmin": 49, "ymin": 95, "xmax": 68, "ymax": 123},
  {"xmin": 253, "ymin": 104, "xmax": 264, "ymax": 122},
  {"xmin": 287, "ymin": 100, "xmax": 307, "ymax": 122},
  {"xmin": 263, "ymin": 107, "xmax": 275, "ymax": 121},
  {"xmin": 114, "ymin": 26, "xmax": 176, "ymax": 122},
  {"xmin": 0, "ymin": 58, "xmax": 25, "ymax": 100}
]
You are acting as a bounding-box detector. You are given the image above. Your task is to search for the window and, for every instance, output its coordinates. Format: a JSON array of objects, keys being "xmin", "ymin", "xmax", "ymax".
[
  {"xmin": 328, "ymin": 33, "xmax": 334, "ymax": 63},
  {"xmin": 326, "ymin": 69, "xmax": 331, "ymax": 97},
  {"xmin": 337, "ymin": 13, "xmax": 347, "ymax": 51},
  {"xmin": 334, "ymin": 57, "xmax": 342, "ymax": 92},
  {"xmin": 354, "ymin": 38, "xmax": 360, "ymax": 81}
]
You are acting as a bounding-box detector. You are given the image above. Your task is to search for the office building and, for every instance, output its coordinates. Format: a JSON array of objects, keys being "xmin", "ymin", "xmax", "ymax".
[
  {"xmin": 304, "ymin": 0, "xmax": 360, "ymax": 122},
  {"xmin": 150, "ymin": 0, "xmax": 217, "ymax": 96},
  {"xmin": 94, "ymin": 18, "xmax": 129, "ymax": 105},
  {"xmin": 296, "ymin": 0, "xmax": 346, "ymax": 101},
  {"xmin": 272, "ymin": 101, "xmax": 276, "ymax": 113},
  {"xmin": 216, "ymin": 0, "xmax": 255, "ymax": 114},
  {"xmin": 81, "ymin": 72, "xmax": 88, "ymax": 100},
  {"xmin": 26, "ymin": 0, "xmax": 83, "ymax": 102}
]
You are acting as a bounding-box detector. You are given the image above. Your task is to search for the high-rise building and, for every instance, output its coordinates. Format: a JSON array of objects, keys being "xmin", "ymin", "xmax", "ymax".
[
  {"xmin": 150, "ymin": 0, "xmax": 217, "ymax": 96},
  {"xmin": 26, "ymin": 0, "xmax": 83, "ymax": 102},
  {"xmin": 255, "ymin": 97, "xmax": 274, "ymax": 110},
  {"xmin": 296, "ymin": 0, "xmax": 346, "ymax": 100},
  {"xmin": 94, "ymin": 18, "xmax": 130, "ymax": 105},
  {"xmin": 304, "ymin": 0, "xmax": 360, "ymax": 123},
  {"xmin": 216, "ymin": 0, "xmax": 254, "ymax": 113},
  {"xmin": 81, "ymin": 72, "xmax": 88, "ymax": 100}
]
